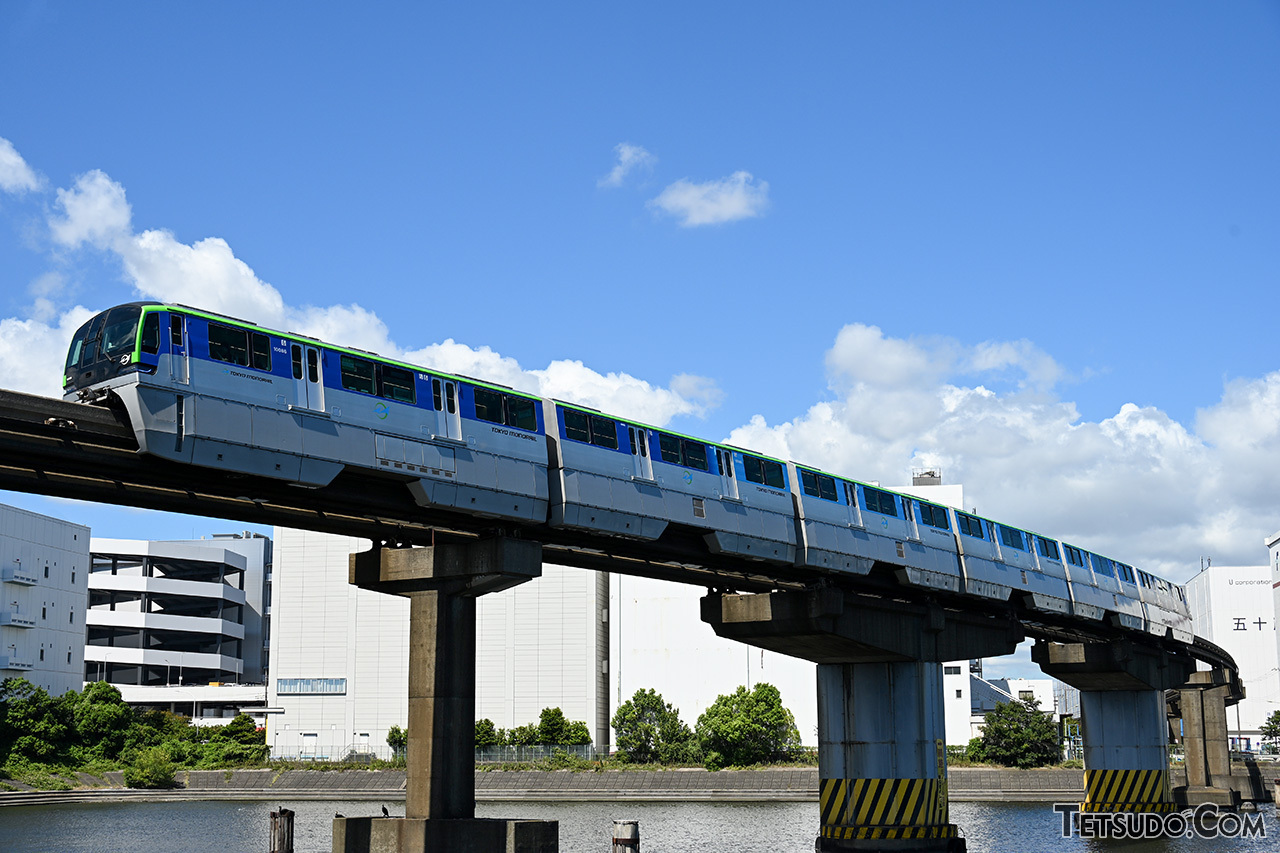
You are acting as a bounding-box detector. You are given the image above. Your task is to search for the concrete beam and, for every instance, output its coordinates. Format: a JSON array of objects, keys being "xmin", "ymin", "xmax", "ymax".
[
  {"xmin": 700, "ymin": 587, "xmax": 1023, "ymax": 663},
  {"xmin": 1031, "ymin": 640, "xmax": 1195, "ymax": 692},
  {"xmin": 350, "ymin": 538, "xmax": 541, "ymax": 596}
]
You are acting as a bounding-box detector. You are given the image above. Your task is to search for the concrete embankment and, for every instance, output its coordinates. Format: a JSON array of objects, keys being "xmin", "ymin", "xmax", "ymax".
[{"xmin": 0, "ymin": 767, "xmax": 1085, "ymax": 807}]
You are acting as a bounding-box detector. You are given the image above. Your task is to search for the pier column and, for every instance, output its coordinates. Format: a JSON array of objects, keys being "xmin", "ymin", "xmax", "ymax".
[
  {"xmin": 334, "ymin": 537, "xmax": 558, "ymax": 853},
  {"xmin": 1032, "ymin": 640, "xmax": 1194, "ymax": 816},
  {"xmin": 1172, "ymin": 669, "xmax": 1261, "ymax": 806},
  {"xmin": 702, "ymin": 587, "xmax": 1023, "ymax": 853},
  {"xmin": 817, "ymin": 662, "xmax": 958, "ymax": 850}
]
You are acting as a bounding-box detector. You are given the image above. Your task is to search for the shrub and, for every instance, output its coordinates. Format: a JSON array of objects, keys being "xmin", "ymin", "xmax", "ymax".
[{"xmin": 123, "ymin": 747, "xmax": 176, "ymax": 789}]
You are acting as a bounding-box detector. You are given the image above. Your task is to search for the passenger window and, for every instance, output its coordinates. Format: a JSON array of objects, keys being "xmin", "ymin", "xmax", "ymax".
[
  {"xmin": 999, "ymin": 526, "xmax": 1025, "ymax": 551},
  {"xmin": 629, "ymin": 427, "xmax": 637, "ymax": 455},
  {"xmin": 747, "ymin": 458, "xmax": 783, "ymax": 488},
  {"xmin": 817, "ymin": 474, "xmax": 836, "ymax": 502},
  {"xmin": 379, "ymin": 364, "xmax": 415, "ymax": 404},
  {"xmin": 743, "ymin": 456, "xmax": 764, "ymax": 484},
  {"xmin": 800, "ymin": 470, "xmax": 819, "ymax": 497},
  {"xmin": 1036, "ymin": 538, "xmax": 1060, "ymax": 561},
  {"xmin": 140, "ymin": 313, "xmax": 160, "ymax": 355},
  {"xmin": 862, "ymin": 487, "xmax": 898, "ymax": 517},
  {"xmin": 340, "ymin": 354, "xmax": 376, "ymax": 395},
  {"xmin": 307, "ymin": 349, "xmax": 319, "ymax": 383},
  {"xmin": 473, "ymin": 387, "xmax": 504, "ymax": 424},
  {"xmin": 250, "ymin": 333, "xmax": 271, "ymax": 372},
  {"xmin": 291, "ymin": 345, "xmax": 303, "ymax": 380},
  {"xmin": 638, "ymin": 433, "xmax": 647, "ymax": 457},
  {"xmin": 564, "ymin": 409, "xmax": 590, "ymax": 443},
  {"xmin": 432, "ymin": 379, "xmax": 443, "ymax": 411},
  {"xmin": 208, "ymin": 322, "xmax": 250, "ymax": 367},
  {"xmin": 445, "ymin": 382, "xmax": 456, "ymax": 414},
  {"xmin": 170, "ymin": 315, "xmax": 184, "ymax": 347},
  {"xmin": 919, "ymin": 503, "xmax": 949, "ymax": 530},
  {"xmin": 658, "ymin": 433, "xmax": 682, "ymax": 465},
  {"xmin": 588, "ymin": 415, "xmax": 618, "ymax": 449},
  {"xmin": 957, "ymin": 513, "xmax": 985, "ymax": 539},
  {"xmin": 506, "ymin": 396, "xmax": 537, "ymax": 431},
  {"xmin": 682, "ymin": 440, "xmax": 708, "ymax": 471}
]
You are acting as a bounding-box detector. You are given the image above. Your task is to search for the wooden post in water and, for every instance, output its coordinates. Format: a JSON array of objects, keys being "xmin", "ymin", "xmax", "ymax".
[
  {"xmin": 612, "ymin": 819, "xmax": 639, "ymax": 852},
  {"xmin": 270, "ymin": 807, "xmax": 294, "ymax": 853}
]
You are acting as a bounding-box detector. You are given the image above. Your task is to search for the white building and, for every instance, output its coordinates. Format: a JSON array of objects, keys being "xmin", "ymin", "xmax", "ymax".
[
  {"xmin": 942, "ymin": 661, "xmax": 976, "ymax": 746},
  {"xmin": 1186, "ymin": 562, "xmax": 1280, "ymax": 751},
  {"xmin": 0, "ymin": 503, "xmax": 90, "ymax": 696},
  {"xmin": 86, "ymin": 534, "xmax": 270, "ymax": 719},
  {"xmin": 266, "ymin": 528, "xmax": 609, "ymax": 761}
]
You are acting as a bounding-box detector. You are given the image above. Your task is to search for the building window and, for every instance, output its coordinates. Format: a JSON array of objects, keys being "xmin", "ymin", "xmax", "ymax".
[
  {"xmin": 67, "ymin": 651, "xmax": 71, "ymax": 663},
  {"xmin": 1018, "ymin": 690, "xmax": 1035, "ymax": 702},
  {"xmin": 69, "ymin": 609, "xmax": 74, "ymax": 624},
  {"xmin": 944, "ymin": 666, "xmax": 961, "ymax": 675},
  {"xmin": 41, "ymin": 606, "xmax": 46, "ymax": 620},
  {"xmin": 71, "ymin": 571, "xmax": 76, "ymax": 585},
  {"xmin": 39, "ymin": 649, "xmax": 44, "ymax": 661},
  {"xmin": 276, "ymin": 677, "xmax": 347, "ymax": 695},
  {"xmin": 956, "ymin": 689, "xmax": 963, "ymax": 698},
  {"xmin": 44, "ymin": 566, "xmax": 49, "ymax": 578}
]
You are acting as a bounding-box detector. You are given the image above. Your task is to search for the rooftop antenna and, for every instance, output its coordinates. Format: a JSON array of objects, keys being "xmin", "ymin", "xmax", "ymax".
[{"xmin": 1200, "ymin": 556, "xmax": 1211, "ymax": 571}]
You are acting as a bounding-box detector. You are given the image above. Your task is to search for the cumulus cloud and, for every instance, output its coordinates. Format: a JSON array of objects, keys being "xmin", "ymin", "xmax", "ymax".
[
  {"xmin": 0, "ymin": 143, "xmax": 721, "ymax": 426},
  {"xmin": 597, "ymin": 143, "xmax": 655, "ymax": 188},
  {"xmin": 648, "ymin": 170, "xmax": 769, "ymax": 226},
  {"xmin": 0, "ymin": 137, "xmax": 42, "ymax": 194},
  {"xmin": 726, "ymin": 323, "xmax": 1280, "ymax": 581}
]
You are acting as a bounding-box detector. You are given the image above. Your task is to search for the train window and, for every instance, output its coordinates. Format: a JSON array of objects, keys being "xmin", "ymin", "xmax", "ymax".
[
  {"xmin": 998, "ymin": 526, "xmax": 1025, "ymax": 551},
  {"xmin": 918, "ymin": 502, "xmax": 950, "ymax": 530},
  {"xmin": 208, "ymin": 322, "xmax": 250, "ymax": 367},
  {"xmin": 340, "ymin": 354, "xmax": 377, "ymax": 395},
  {"xmin": 140, "ymin": 313, "xmax": 160, "ymax": 355},
  {"xmin": 1064, "ymin": 545, "xmax": 1084, "ymax": 567},
  {"xmin": 630, "ymin": 427, "xmax": 637, "ymax": 455},
  {"xmin": 862, "ymin": 487, "xmax": 898, "ymax": 517},
  {"xmin": 588, "ymin": 415, "xmax": 618, "ymax": 449},
  {"xmin": 1138, "ymin": 571, "xmax": 1154, "ymax": 589},
  {"xmin": 290, "ymin": 346, "xmax": 303, "ymax": 380},
  {"xmin": 379, "ymin": 364, "xmax": 415, "ymax": 404},
  {"xmin": 1090, "ymin": 554, "xmax": 1114, "ymax": 578},
  {"xmin": 101, "ymin": 306, "xmax": 141, "ymax": 356},
  {"xmin": 800, "ymin": 470, "xmax": 819, "ymax": 497},
  {"xmin": 658, "ymin": 433, "xmax": 682, "ymax": 464},
  {"xmin": 506, "ymin": 396, "xmax": 537, "ymax": 431},
  {"xmin": 445, "ymin": 382, "xmax": 456, "ymax": 414},
  {"xmin": 66, "ymin": 319, "xmax": 93, "ymax": 371},
  {"xmin": 844, "ymin": 482, "xmax": 858, "ymax": 507},
  {"xmin": 683, "ymin": 440, "xmax": 708, "ymax": 472},
  {"xmin": 817, "ymin": 474, "xmax": 836, "ymax": 501},
  {"xmin": 564, "ymin": 409, "xmax": 591, "ymax": 443},
  {"xmin": 1036, "ymin": 538, "xmax": 1060, "ymax": 561},
  {"xmin": 473, "ymin": 387, "xmax": 503, "ymax": 424},
  {"xmin": 956, "ymin": 513, "xmax": 985, "ymax": 539},
  {"xmin": 639, "ymin": 433, "xmax": 647, "ymax": 457},
  {"xmin": 743, "ymin": 456, "xmax": 784, "ymax": 488},
  {"xmin": 250, "ymin": 333, "xmax": 271, "ymax": 372},
  {"xmin": 801, "ymin": 470, "xmax": 838, "ymax": 501},
  {"xmin": 432, "ymin": 379, "xmax": 443, "ymax": 410},
  {"xmin": 169, "ymin": 315, "xmax": 183, "ymax": 347},
  {"xmin": 307, "ymin": 349, "xmax": 319, "ymax": 383},
  {"xmin": 1115, "ymin": 563, "xmax": 1135, "ymax": 584}
]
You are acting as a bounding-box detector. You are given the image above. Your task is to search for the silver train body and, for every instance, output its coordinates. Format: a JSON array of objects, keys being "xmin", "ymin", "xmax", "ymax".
[{"xmin": 64, "ymin": 303, "xmax": 1193, "ymax": 644}]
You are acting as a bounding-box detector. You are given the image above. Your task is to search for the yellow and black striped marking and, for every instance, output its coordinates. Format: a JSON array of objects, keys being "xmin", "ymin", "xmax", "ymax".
[
  {"xmin": 1082, "ymin": 769, "xmax": 1175, "ymax": 813},
  {"xmin": 819, "ymin": 824, "xmax": 959, "ymax": 841},
  {"xmin": 819, "ymin": 777, "xmax": 948, "ymax": 829}
]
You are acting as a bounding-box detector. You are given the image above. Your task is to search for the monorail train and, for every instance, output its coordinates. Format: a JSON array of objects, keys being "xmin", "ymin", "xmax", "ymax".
[{"xmin": 63, "ymin": 302, "xmax": 1194, "ymax": 643}]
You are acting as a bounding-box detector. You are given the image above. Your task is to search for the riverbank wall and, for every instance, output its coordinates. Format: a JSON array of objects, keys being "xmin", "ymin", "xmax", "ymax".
[{"xmin": 0, "ymin": 767, "xmax": 1085, "ymax": 807}]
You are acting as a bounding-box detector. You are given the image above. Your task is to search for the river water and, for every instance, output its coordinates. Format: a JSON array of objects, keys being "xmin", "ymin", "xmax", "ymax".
[{"xmin": 0, "ymin": 800, "xmax": 1276, "ymax": 852}]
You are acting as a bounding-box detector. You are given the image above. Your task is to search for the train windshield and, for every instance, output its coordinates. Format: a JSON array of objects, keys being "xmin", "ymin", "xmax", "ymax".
[{"xmin": 66, "ymin": 305, "xmax": 142, "ymax": 372}]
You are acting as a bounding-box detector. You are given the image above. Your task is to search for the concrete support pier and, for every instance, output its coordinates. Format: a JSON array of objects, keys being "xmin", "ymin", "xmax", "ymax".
[
  {"xmin": 1173, "ymin": 670, "xmax": 1251, "ymax": 807},
  {"xmin": 334, "ymin": 537, "xmax": 557, "ymax": 853},
  {"xmin": 817, "ymin": 662, "xmax": 958, "ymax": 850},
  {"xmin": 702, "ymin": 587, "xmax": 1023, "ymax": 852},
  {"xmin": 1032, "ymin": 640, "xmax": 1194, "ymax": 816}
]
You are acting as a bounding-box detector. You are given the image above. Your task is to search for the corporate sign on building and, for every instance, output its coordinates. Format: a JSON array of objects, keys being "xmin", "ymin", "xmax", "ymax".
[{"xmin": 1187, "ymin": 563, "xmax": 1279, "ymax": 737}]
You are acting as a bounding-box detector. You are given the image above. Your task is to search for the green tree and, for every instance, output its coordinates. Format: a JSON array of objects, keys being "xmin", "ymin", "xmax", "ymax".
[
  {"xmin": 387, "ymin": 725, "xmax": 408, "ymax": 757},
  {"xmin": 1260, "ymin": 710, "xmax": 1280, "ymax": 755},
  {"xmin": 1, "ymin": 677, "xmax": 70, "ymax": 765},
  {"xmin": 695, "ymin": 683, "xmax": 801, "ymax": 770},
  {"xmin": 210, "ymin": 713, "xmax": 263, "ymax": 746},
  {"xmin": 536, "ymin": 708, "xmax": 592, "ymax": 746},
  {"xmin": 67, "ymin": 681, "xmax": 134, "ymax": 759},
  {"xmin": 123, "ymin": 746, "xmax": 176, "ymax": 788},
  {"xmin": 978, "ymin": 697, "xmax": 1060, "ymax": 768},
  {"xmin": 508, "ymin": 723, "xmax": 541, "ymax": 746},
  {"xmin": 474, "ymin": 719, "xmax": 503, "ymax": 748},
  {"xmin": 612, "ymin": 688, "xmax": 697, "ymax": 764}
]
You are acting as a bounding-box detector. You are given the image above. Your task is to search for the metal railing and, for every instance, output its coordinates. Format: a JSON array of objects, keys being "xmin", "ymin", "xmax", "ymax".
[{"xmin": 475, "ymin": 745, "xmax": 602, "ymax": 763}]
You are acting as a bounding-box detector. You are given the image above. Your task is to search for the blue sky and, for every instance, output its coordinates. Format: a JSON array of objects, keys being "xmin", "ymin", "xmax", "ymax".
[{"xmin": 2, "ymin": 2, "xmax": 1279, "ymax": 590}]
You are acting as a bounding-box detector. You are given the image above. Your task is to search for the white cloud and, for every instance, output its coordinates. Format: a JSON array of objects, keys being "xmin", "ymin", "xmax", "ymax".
[
  {"xmin": 0, "ymin": 306, "xmax": 96, "ymax": 396},
  {"xmin": 598, "ymin": 143, "xmax": 656, "ymax": 188},
  {"xmin": 726, "ymin": 323, "xmax": 1280, "ymax": 581},
  {"xmin": 49, "ymin": 170, "xmax": 131, "ymax": 249},
  {"xmin": 0, "ymin": 137, "xmax": 42, "ymax": 194},
  {"xmin": 648, "ymin": 170, "xmax": 769, "ymax": 227}
]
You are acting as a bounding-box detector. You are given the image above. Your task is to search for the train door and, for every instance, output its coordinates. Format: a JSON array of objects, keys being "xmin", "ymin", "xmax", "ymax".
[
  {"xmin": 168, "ymin": 314, "xmax": 189, "ymax": 384},
  {"xmin": 902, "ymin": 498, "xmax": 922, "ymax": 541},
  {"xmin": 290, "ymin": 344, "xmax": 325, "ymax": 412},
  {"xmin": 630, "ymin": 427, "xmax": 653, "ymax": 480},
  {"xmin": 432, "ymin": 378, "xmax": 462, "ymax": 440},
  {"xmin": 717, "ymin": 448, "xmax": 739, "ymax": 499},
  {"xmin": 845, "ymin": 482, "xmax": 864, "ymax": 527}
]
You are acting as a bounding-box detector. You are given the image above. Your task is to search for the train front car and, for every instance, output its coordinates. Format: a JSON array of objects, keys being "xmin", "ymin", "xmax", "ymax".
[
  {"xmin": 64, "ymin": 303, "xmax": 161, "ymax": 402},
  {"xmin": 1134, "ymin": 569, "xmax": 1195, "ymax": 644}
]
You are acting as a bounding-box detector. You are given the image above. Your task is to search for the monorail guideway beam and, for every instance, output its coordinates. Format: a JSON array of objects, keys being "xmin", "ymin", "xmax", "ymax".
[
  {"xmin": 1031, "ymin": 640, "xmax": 1194, "ymax": 816},
  {"xmin": 333, "ymin": 537, "xmax": 557, "ymax": 853},
  {"xmin": 702, "ymin": 588, "xmax": 1024, "ymax": 853}
]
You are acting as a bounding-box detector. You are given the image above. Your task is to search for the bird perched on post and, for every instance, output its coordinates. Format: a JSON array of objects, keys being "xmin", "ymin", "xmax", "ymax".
[{"xmin": 381, "ymin": 805, "xmax": 390, "ymax": 818}]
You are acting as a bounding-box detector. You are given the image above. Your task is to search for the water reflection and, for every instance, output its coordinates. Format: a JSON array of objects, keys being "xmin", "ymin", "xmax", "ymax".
[{"xmin": 0, "ymin": 799, "xmax": 1274, "ymax": 852}]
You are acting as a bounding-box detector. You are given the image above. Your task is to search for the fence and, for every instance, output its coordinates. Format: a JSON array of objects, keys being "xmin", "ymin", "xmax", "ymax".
[{"xmin": 475, "ymin": 745, "xmax": 604, "ymax": 763}]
